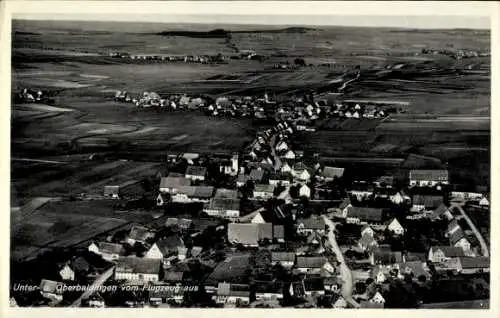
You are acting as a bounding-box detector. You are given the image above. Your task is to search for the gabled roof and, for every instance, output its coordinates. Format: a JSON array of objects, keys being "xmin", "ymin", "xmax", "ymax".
[
  {"xmin": 458, "ymin": 257, "xmax": 490, "ymax": 269},
  {"xmin": 410, "ymin": 169, "xmax": 449, "ymax": 182},
  {"xmin": 296, "ymin": 256, "xmax": 328, "ymax": 268},
  {"xmin": 249, "ymin": 169, "xmax": 265, "ymax": 181},
  {"xmin": 322, "ymin": 166, "xmax": 345, "ymax": 179},
  {"xmin": 297, "ymin": 216, "xmax": 325, "ymax": 230},
  {"xmin": 165, "ymin": 217, "xmax": 193, "ymax": 229},
  {"xmin": 346, "ymin": 206, "xmax": 383, "ymax": 222},
  {"xmin": 185, "ymin": 166, "xmax": 207, "ymax": 177},
  {"xmin": 71, "ymin": 256, "xmax": 90, "ymax": 273},
  {"xmin": 214, "ymin": 188, "xmax": 238, "ymax": 200},
  {"xmin": 412, "ymin": 195, "xmax": 444, "ymax": 209},
  {"xmin": 160, "ymin": 177, "xmax": 191, "ymax": 189},
  {"xmin": 227, "ymin": 223, "xmax": 260, "ymax": 246},
  {"xmin": 274, "ymin": 225, "xmax": 285, "ymax": 239},
  {"xmin": 98, "ymin": 242, "xmax": 126, "ymax": 255},
  {"xmin": 449, "ymin": 228, "xmax": 468, "ymax": 245},
  {"xmin": 155, "ymin": 235, "xmax": 185, "ymax": 255},
  {"xmin": 430, "ymin": 246, "xmax": 465, "ymax": 258},
  {"xmin": 177, "ymin": 186, "xmax": 214, "ymax": 198},
  {"xmin": 358, "ymin": 234, "xmax": 377, "ymax": 249},
  {"xmin": 104, "ymin": 185, "xmax": 120, "ymax": 195},
  {"xmin": 307, "ymin": 231, "xmax": 324, "ymax": 244},
  {"xmin": 205, "ymin": 198, "xmax": 240, "ymax": 211},
  {"xmin": 116, "ymin": 256, "xmax": 162, "ymax": 275},
  {"xmin": 371, "ymin": 247, "xmax": 403, "ymax": 264},
  {"xmin": 254, "ymin": 184, "xmax": 275, "ymax": 193},
  {"xmin": 339, "ymin": 198, "xmax": 352, "ymax": 210},
  {"xmin": 129, "ymin": 226, "xmax": 155, "ymax": 242},
  {"xmin": 432, "ymin": 203, "xmax": 450, "ymax": 219},
  {"xmin": 303, "ymin": 277, "xmax": 325, "ymax": 291},
  {"xmin": 271, "ymin": 252, "xmax": 295, "ymax": 262}
]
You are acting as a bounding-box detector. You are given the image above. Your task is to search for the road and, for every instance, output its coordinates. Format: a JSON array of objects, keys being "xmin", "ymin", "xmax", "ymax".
[
  {"xmin": 322, "ymin": 216, "xmax": 360, "ymax": 308},
  {"xmin": 450, "ymin": 203, "xmax": 489, "ymax": 257},
  {"xmin": 71, "ymin": 265, "xmax": 116, "ymax": 307},
  {"xmin": 268, "ymin": 134, "xmax": 282, "ymax": 172}
]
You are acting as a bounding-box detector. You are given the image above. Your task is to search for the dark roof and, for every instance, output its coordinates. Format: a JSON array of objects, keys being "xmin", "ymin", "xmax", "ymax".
[
  {"xmin": 129, "ymin": 226, "xmax": 155, "ymax": 242},
  {"xmin": 371, "ymin": 247, "xmax": 403, "ymax": 265},
  {"xmin": 375, "ymin": 175, "xmax": 394, "ymax": 186},
  {"xmin": 458, "ymin": 257, "xmax": 490, "ymax": 269},
  {"xmin": 346, "ymin": 206, "xmax": 383, "ymax": 222},
  {"xmin": 177, "ymin": 186, "xmax": 214, "ymax": 198},
  {"xmin": 432, "ymin": 204, "xmax": 451, "ymax": 219},
  {"xmin": 297, "ymin": 216, "xmax": 326, "ymax": 230},
  {"xmin": 217, "ymin": 283, "xmax": 251, "ymax": 297},
  {"xmin": 398, "ymin": 261, "xmax": 430, "ymax": 278},
  {"xmin": 228, "ymin": 223, "xmax": 260, "ymax": 246},
  {"xmin": 255, "ymin": 281, "xmax": 284, "ymax": 294},
  {"xmin": 249, "ymin": 169, "xmax": 265, "ymax": 181},
  {"xmin": 322, "ymin": 166, "xmax": 345, "ymax": 179},
  {"xmin": 205, "ymin": 198, "xmax": 240, "ymax": 211},
  {"xmin": 254, "ymin": 184, "xmax": 275, "ymax": 193},
  {"xmin": 449, "ymin": 228, "xmax": 468, "ymax": 245},
  {"xmin": 185, "ymin": 166, "xmax": 207, "ymax": 177},
  {"xmin": 358, "ymin": 234, "xmax": 377, "ymax": 249},
  {"xmin": 296, "ymin": 256, "xmax": 328, "ymax": 268},
  {"xmin": 349, "ymin": 182, "xmax": 374, "ymax": 192},
  {"xmin": 156, "ymin": 235, "xmax": 185, "ymax": 255},
  {"xmin": 404, "ymin": 252, "xmax": 427, "ymax": 262},
  {"xmin": 260, "ymin": 207, "xmax": 287, "ymax": 224},
  {"xmin": 410, "ymin": 169, "xmax": 449, "ymax": 182},
  {"xmin": 303, "ymin": 277, "xmax": 325, "ymax": 291},
  {"xmin": 339, "ymin": 198, "xmax": 352, "ymax": 210},
  {"xmin": 412, "ymin": 195, "xmax": 444, "ymax": 209},
  {"xmin": 116, "ymin": 257, "xmax": 162, "ymax": 275},
  {"xmin": 273, "ymin": 225, "xmax": 285, "ymax": 239},
  {"xmin": 214, "ymin": 188, "xmax": 238, "ymax": 200},
  {"xmin": 430, "ymin": 246, "xmax": 466, "ymax": 258},
  {"xmin": 271, "ymin": 252, "xmax": 295, "ymax": 262},
  {"xmin": 98, "ymin": 242, "xmax": 125, "ymax": 255},
  {"xmin": 164, "ymin": 271, "xmax": 184, "ymax": 282},
  {"xmin": 165, "ymin": 218, "xmax": 193, "ymax": 229},
  {"xmin": 160, "ymin": 177, "xmax": 191, "ymax": 189},
  {"xmin": 206, "ymin": 255, "xmax": 251, "ymax": 284}
]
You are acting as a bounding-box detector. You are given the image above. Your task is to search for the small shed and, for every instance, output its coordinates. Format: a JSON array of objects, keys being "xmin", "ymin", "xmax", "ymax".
[{"xmin": 104, "ymin": 185, "xmax": 120, "ymax": 199}]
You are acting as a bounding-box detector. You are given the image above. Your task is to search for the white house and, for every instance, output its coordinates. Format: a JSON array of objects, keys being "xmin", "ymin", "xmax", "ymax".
[
  {"xmin": 59, "ymin": 264, "xmax": 75, "ymax": 281},
  {"xmin": 428, "ymin": 246, "xmax": 465, "ymax": 263},
  {"xmin": 280, "ymin": 162, "xmax": 292, "ymax": 173},
  {"xmin": 390, "ymin": 192, "xmax": 404, "ymax": 205},
  {"xmin": 386, "ymin": 218, "xmax": 405, "ymax": 235},
  {"xmin": 409, "ymin": 170, "xmax": 449, "ymax": 187},
  {"xmin": 299, "ymin": 184, "xmax": 311, "ymax": 198},
  {"xmin": 333, "ymin": 296, "xmax": 347, "ymax": 308},
  {"xmin": 295, "ymin": 256, "xmax": 335, "ymax": 274},
  {"xmin": 114, "ymin": 257, "xmax": 161, "ymax": 282},
  {"xmin": 276, "ymin": 141, "xmax": 289, "ymax": 152},
  {"xmin": 88, "ymin": 242, "xmax": 125, "ymax": 262},
  {"xmin": 283, "ymin": 150, "xmax": 296, "ymax": 160},
  {"xmin": 370, "ymin": 291, "xmax": 385, "ymax": 305},
  {"xmin": 479, "ymin": 197, "xmax": 489, "ymax": 207},
  {"xmin": 361, "ymin": 225, "xmax": 374, "ymax": 237}
]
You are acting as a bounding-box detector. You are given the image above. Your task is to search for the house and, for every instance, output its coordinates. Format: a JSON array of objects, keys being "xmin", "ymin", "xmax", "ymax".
[
  {"xmin": 255, "ymin": 281, "xmax": 285, "ymax": 301},
  {"xmin": 268, "ymin": 172, "xmax": 291, "ymax": 186},
  {"xmin": 275, "ymin": 140, "xmax": 289, "ymax": 152},
  {"xmin": 456, "ymin": 257, "xmax": 490, "ymax": 274},
  {"xmin": 172, "ymin": 185, "xmax": 214, "ymax": 202},
  {"xmin": 360, "ymin": 224, "xmax": 374, "ymax": 237},
  {"xmin": 39, "ymin": 279, "xmax": 64, "ymax": 301},
  {"xmin": 345, "ymin": 206, "xmax": 384, "ymax": 225},
  {"xmin": 164, "ymin": 218, "xmax": 193, "ymax": 231},
  {"xmin": 185, "ymin": 166, "xmax": 207, "ymax": 181},
  {"xmin": 396, "ymin": 261, "xmax": 431, "ymax": 281},
  {"xmin": 371, "ymin": 265, "xmax": 390, "ymax": 283},
  {"xmin": 374, "ymin": 175, "xmax": 394, "ymax": 188},
  {"xmin": 253, "ymin": 184, "xmax": 275, "ymax": 199},
  {"xmin": 358, "ymin": 234, "xmax": 378, "ymax": 252},
  {"xmin": 296, "ymin": 216, "xmax": 326, "ymax": 235},
  {"xmin": 323, "ymin": 276, "xmax": 341, "ymax": 293},
  {"xmin": 292, "ymin": 162, "xmax": 311, "ymax": 182},
  {"xmin": 446, "ymin": 218, "xmax": 460, "ymax": 237},
  {"xmin": 348, "ymin": 182, "xmax": 374, "ymax": 200},
  {"xmin": 339, "ymin": 198, "xmax": 352, "ymax": 215},
  {"xmin": 219, "ymin": 153, "xmax": 239, "ymax": 176},
  {"xmin": 303, "ymin": 277, "xmax": 326, "ymax": 296},
  {"xmin": 295, "ymin": 256, "xmax": 335, "ymax": 274},
  {"xmin": 274, "ymin": 225, "xmax": 285, "ymax": 243},
  {"xmin": 227, "ymin": 223, "xmax": 274, "ymax": 247},
  {"xmin": 409, "ymin": 169, "xmax": 449, "ymax": 187},
  {"xmin": 88, "ymin": 242, "xmax": 126, "ymax": 262},
  {"xmin": 389, "ymin": 192, "xmax": 405, "ymax": 205},
  {"xmin": 370, "ymin": 246, "xmax": 403, "ymax": 265},
  {"xmin": 428, "ymin": 246, "xmax": 466, "ymax": 263},
  {"xmin": 411, "ymin": 194, "xmax": 444, "ymax": 211},
  {"xmin": 307, "ymin": 231, "xmax": 325, "ymax": 246},
  {"xmin": 104, "ymin": 185, "xmax": 120, "ymax": 199},
  {"xmin": 321, "ymin": 166, "xmax": 345, "ymax": 182},
  {"xmin": 369, "ymin": 291, "xmax": 385, "ymax": 305},
  {"xmin": 479, "ymin": 197, "xmax": 489, "ymax": 206},
  {"xmin": 213, "ymin": 283, "xmax": 251, "ymax": 306},
  {"xmin": 159, "ymin": 176, "xmax": 191, "ymax": 193},
  {"xmin": 299, "ymin": 184, "xmax": 311, "ymax": 198},
  {"xmin": 386, "ymin": 218, "xmax": 405, "ymax": 235},
  {"xmin": 156, "ymin": 193, "xmax": 169, "ymax": 206},
  {"xmin": 431, "ymin": 204, "xmax": 453, "ymax": 221},
  {"xmin": 333, "ymin": 295, "xmax": 348, "ymax": 308},
  {"xmin": 449, "ymin": 228, "xmax": 471, "ymax": 252},
  {"xmin": 203, "ymin": 198, "xmax": 240, "ymax": 218},
  {"xmin": 249, "ymin": 169, "xmax": 266, "ymax": 183},
  {"xmin": 164, "ymin": 271, "xmax": 184, "ymax": 285},
  {"xmin": 144, "ymin": 235, "xmax": 184, "ymax": 260},
  {"xmin": 59, "ymin": 264, "xmax": 75, "ymax": 281},
  {"xmin": 149, "ymin": 285, "xmax": 184, "ymax": 306},
  {"xmin": 280, "ymin": 162, "xmax": 292, "ymax": 174},
  {"xmin": 282, "ymin": 150, "xmax": 296, "ymax": 160},
  {"xmin": 271, "ymin": 252, "xmax": 295, "ymax": 268},
  {"xmin": 127, "ymin": 226, "xmax": 155, "ymax": 245},
  {"xmin": 115, "ymin": 256, "xmax": 161, "ymax": 282},
  {"xmin": 236, "ymin": 174, "xmax": 251, "ymax": 187}
]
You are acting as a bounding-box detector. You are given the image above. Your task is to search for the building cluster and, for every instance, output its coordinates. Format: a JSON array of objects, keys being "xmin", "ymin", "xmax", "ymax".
[
  {"xmin": 420, "ymin": 48, "xmax": 490, "ymax": 60},
  {"xmin": 14, "ymin": 88, "xmax": 52, "ymax": 103}
]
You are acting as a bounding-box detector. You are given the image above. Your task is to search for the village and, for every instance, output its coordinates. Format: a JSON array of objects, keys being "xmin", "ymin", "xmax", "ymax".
[{"xmin": 9, "ymin": 94, "xmax": 490, "ymax": 308}]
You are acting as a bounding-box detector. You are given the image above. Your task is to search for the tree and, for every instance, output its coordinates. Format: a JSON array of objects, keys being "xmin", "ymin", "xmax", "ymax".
[{"xmin": 294, "ymin": 58, "xmax": 306, "ymax": 67}]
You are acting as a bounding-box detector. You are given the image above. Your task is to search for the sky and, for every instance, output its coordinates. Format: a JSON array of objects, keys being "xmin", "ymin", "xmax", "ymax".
[{"xmin": 9, "ymin": 1, "xmax": 492, "ymax": 29}]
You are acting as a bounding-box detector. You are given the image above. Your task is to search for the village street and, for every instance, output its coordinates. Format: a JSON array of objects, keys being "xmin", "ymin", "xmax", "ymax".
[
  {"xmin": 450, "ymin": 203, "xmax": 489, "ymax": 257},
  {"xmin": 71, "ymin": 265, "xmax": 116, "ymax": 307},
  {"xmin": 322, "ymin": 216, "xmax": 360, "ymax": 308}
]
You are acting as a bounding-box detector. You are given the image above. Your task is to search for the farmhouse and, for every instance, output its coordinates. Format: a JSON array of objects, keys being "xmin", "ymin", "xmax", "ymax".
[
  {"xmin": 114, "ymin": 256, "xmax": 161, "ymax": 282},
  {"xmin": 172, "ymin": 186, "xmax": 214, "ymax": 202},
  {"xmin": 213, "ymin": 283, "xmax": 251, "ymax": 306},
  {"xmin": 253, "ymin": 184, "xmax": 275, "ymax": 199},
  {"xmin": 299, "ymin": 184, "xmax": 311, "ymax": 198},
  {"xmin": 185, "ymin": 166, "xmax": 207, "ymax": 181},
  {"xmin": 345, "ymin": 206, "xmax": 384, "ymax": 225},
  {"xmin": 88, "ymin": 242, "xmax": 126, "ymax": 261},
  {"xmin": 386, "ymin": 218, "xmax": 405, "ymax": 235},
  {"xmin": 455, "ymin": 257, "xmax": 490, "ymax": 274},
  {"xmin": 104, "ymin": 185, "xmax": 120, "ymax": 199},
  {"xmin": 296, "ymin": 216, "xmax": 326, "ymax": 235},
  {"xmin": 409, "ymin": 169, "xmax": 449, "ymax": 187},
  {"xmin": 227, "ymin": 223, "xmax": 274, "ymax": 247},
  {"xmin": 411, "ymin": 194, "xmax": 444, "ymax": 211},
  {"xmin": 144, "ymin": 235, "xmax": 184, "ymax": 260},
  {"xmin": 428, "ymin": 246, "xmax": 466, "ymax": 263},
  {"xmin": 321, "ymin": 166, "xmax": 345, "ymax": 181},
  {"xmin": 255, "ymin": 281, "xmax": 285, "ymax": 301},
  {"xmin": 203, "ymin": 198, "xmax": 241, "ymax": 218},
  {"xmin": 282, "ymin": 150, "xmax": 296, "ymax": 160},
  {"xmin": 295, "ymin": 256, "xmax": 335, "ymax": 274},
  {"xmin": 159, "ymin": 176, "xmax": 191, "ymax": 193},
  {"xmin": 271, "ymin": 252, "xmax": 296, "ymax": 268}
]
